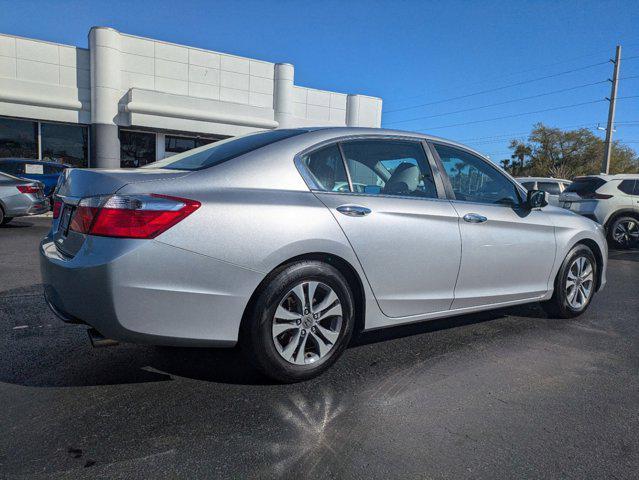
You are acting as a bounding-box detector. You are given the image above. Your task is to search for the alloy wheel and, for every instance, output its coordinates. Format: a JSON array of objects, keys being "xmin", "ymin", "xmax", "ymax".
[
  {"xmin": 272, "ymin": 281, "xmax": 343, "ymax": 365},
  {"xmin": 612, "ymin": 219, "xmax": 639, "ymax": 247},
  {"xmin": 565, "ymin": 256, "xmax": 594, "ymax": 310}
]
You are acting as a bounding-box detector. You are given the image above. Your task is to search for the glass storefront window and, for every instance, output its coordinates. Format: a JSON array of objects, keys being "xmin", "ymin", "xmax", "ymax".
[
  {"xmin": 165, "ymin": 135, "xmax": 216, "ymax": 156},
  {"xmin": 41, "ymin": 123, "xmax": 88, "ymax": 167},
  {"xmin": 0, "ymin": 117, "xmax": 38, "ymax": 159},
  {"xmin": 120, "ymin": 130, "xmax": 156, "ymax": 168}
]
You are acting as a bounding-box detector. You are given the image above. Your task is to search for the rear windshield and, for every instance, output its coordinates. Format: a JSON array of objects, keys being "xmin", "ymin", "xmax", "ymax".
[
  {"xmin": 142, "ymin": 129, "xmax": 308, "ymax": 171},
  {"xmin": 564, "ymin": 177, "xmax": 606, "ymax": 194}
]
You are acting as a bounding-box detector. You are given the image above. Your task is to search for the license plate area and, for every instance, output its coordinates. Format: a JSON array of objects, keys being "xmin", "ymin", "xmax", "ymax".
[{"xmin": 58, "ymin": 205, "xmax": 74, "ymax": 236}]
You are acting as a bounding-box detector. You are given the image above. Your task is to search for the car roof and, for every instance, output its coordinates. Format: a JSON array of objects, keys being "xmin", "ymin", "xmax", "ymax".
[
  {"xmin": 0, "ymin": 158, "xmax": 70, "ymax": 167},
  {"xmin": 515, "ymin": 177, "xmax": 572, "ymax": 183},
  {"xmin": 574, "ymin": 173, "xmax": 639, "ymax": 180},
  {"xmin": 289, "ymin": 126, "xmax": 494, "ymax": 160}
]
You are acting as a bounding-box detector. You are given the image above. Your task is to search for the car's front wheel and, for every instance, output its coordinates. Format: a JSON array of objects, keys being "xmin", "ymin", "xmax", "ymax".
[
  {"xmin": 243, "ymin": 260, "xmax": 354, "ymax": 383},
  {"xmin": 608, "ymin": 216, "xmax": 639, "ymax": 249},
  {"xmin": 542, "ymin": 244, "xmax": 597, "ymax": 318}
]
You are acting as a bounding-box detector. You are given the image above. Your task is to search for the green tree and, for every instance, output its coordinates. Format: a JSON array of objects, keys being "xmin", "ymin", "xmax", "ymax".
[{"xmin": 507, "ymin": 123, "xmax": 639, "ymax": 178}]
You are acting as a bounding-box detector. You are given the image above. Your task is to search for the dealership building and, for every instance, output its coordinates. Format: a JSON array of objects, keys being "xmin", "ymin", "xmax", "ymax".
[{"xmin": 0, "ymin": 27, "xmax": 382, "ymax": 169}]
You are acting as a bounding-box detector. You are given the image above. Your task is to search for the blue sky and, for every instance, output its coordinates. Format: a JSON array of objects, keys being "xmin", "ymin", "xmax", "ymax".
[{"xmin": 1, "ymin": 0, "xmax": 638, "ymax": 160}]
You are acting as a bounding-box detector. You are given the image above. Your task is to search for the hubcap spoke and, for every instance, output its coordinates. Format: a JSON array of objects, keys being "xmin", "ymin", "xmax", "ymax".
[
  {"xmin": 318, "ymin": 303, "xmax": 343, "ymax": 321},
  {"xmin": 275, "ymin": 305, "xmax": 302, "ymax": 322},
  {"xmin": 272, "ymin": 321, "xmax": 298, "ymax": 337},
  {"xmin": 293, "ymin": 332, "xmax": 309, "ymax": 365},
  {"xmin": 313, "ymin": 290, "xmax": 338, "ymax": 314},
  {"xmin": 315, "ymin": 323, "xmax": 340, "ymax": 344},
  {"xmin": 280, "ymin": 329, "xmax": 301, "ymax": 360},
  {"xmin": 312, "ymin": 332, "xmax": 331, "ymax": 357}
]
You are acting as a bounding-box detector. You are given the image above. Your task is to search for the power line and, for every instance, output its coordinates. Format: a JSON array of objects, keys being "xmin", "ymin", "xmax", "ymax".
[
  {"xmin": 416, "ymin": 95, "xmax": 639, "ymax": 132},
  {"xmin": 384, "ymin": 80, "xmax": 608, "ymax": 125},
  {"xmin": 415, "ymin": 99, "xmax": 606, "ymax": 131},
  {"xmin": 385, "ymin": 49, "xmax": 621, "ymax": 105},
  {"xmin": 384, "ymin": 61, "xmax": 610, "ymax": 114}
]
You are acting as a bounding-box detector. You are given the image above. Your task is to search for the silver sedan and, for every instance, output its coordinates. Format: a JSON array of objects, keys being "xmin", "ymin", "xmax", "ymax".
[
  {"xmin": 0, "ymin": 171, "xmax": 48, "ymax": 225},
  {"xmin": 40, "ymin": 128, "xmax": 607, "ymax": 382}
]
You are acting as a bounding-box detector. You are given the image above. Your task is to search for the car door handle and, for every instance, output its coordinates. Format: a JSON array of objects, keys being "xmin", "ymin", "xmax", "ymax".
[
  {"xmin": 463, "ymin": 213, "xmax": 487, "ymax": 223},
  {"xmin": 336, "ymin": 205, "xmax": 372, "ymax": 217}
]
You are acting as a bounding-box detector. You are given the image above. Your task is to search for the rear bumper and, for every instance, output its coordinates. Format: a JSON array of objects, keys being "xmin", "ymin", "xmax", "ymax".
[
  {"xmin": 40, "ymin": 236, "xmax": 264, "ymax": 347},
  {"xmin": 3, "ymin": 193, "xmax": 49, "ymax": 217}
]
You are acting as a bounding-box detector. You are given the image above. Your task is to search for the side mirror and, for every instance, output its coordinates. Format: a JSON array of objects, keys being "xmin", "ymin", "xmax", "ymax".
[{"xmin": 525, "ymin": 189, "xmax": 548, "ymax": 209}]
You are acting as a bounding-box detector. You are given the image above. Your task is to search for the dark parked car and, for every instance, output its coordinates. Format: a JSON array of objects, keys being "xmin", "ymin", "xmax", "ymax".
[{"xmin": 0, "ymin": 158, "xmax": 69, "ymax": 198}]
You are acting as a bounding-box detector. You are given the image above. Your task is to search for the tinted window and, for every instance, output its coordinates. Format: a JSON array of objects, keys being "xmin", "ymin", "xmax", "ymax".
[
  {"xmin": 537, "ymin": 181, "xmax": 561, "ymax": 195},
  {"xmin": 565, "ymin": 177, "xmax": 607, "ymax": 195},
  {"xmin": 340, "ymin": 140, "xmax": 437, "ymax": 198},
  {"xmin": 120, "ymin": 130, "xmax": 156, "ymax": 168},
  {"xmin": 300, "ymin": 144, "xmax": 349, "ymax": 192},
  {"xmin": 165, "ymin": 135, "xmax": 217, "ymax": 155},
  {"xmin": 618, "ymin": 179, "xmax": 636, "ymax": 195},
  {"xmin": 0, "ymin": 118, "xmax": 38, "ymax": 159},
  {"xmin": 434, "ymin": 144, "xmax": 521, "ymax": 206},
  {"xmin": 0, "ymin": 161, "xmax": 24, "ymax": 175},
  {"xmin": 43, "ymin": 164, "xmax": 66, "ymax": 175},
  {"xmin": 41, "ymin": 123, "xmax": 88, "ymax": 168},
  {"xmin": 521, "ymin": 181, "xmax": 535, "ymax": 190},
  {"xmin": 146, "ymin": 129, "xmax": 308, "ymax": 171}
]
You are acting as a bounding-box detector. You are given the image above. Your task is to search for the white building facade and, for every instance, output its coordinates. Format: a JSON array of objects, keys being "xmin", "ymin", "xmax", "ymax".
[{"xmin": 0, "ymin": 27, "xmax": 383, "ymax": 169}]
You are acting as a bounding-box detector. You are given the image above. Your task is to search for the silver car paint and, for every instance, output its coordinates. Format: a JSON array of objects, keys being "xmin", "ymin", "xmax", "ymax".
[
  {"xmin": 40, "ymin": 127, "xmax": 608, "ymax": 346},
  {"xmin": 0, "ymin": 172, "xmax": 48, "ymax": 218}
]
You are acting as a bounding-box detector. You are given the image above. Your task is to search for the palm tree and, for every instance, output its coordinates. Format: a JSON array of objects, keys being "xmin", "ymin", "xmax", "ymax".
[{"xmin": 509, "ymin": 141, "xmax": 532, "ymax": 175}]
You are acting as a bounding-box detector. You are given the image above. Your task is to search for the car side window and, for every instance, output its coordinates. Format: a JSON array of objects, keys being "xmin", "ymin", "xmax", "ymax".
[
  {"xmin": 618, "ymin": 179, "xmax": 636, "ymax": 195},
  {"xmin": 339, "ymin": 140, "xmax": 437, "ymax": 198},
  {"xmin": 300, "ymin": 144, "xmax": 350, "ymax": 192},
  {"xmin": 537, "ymin": 181, "xmax": 561, "ymax": 195},
  {"xmin": 0, "ymin": 162, "xmax": 24, "ymax": 175},
  {"xmin": 434, "ymin": 144, "xmax": 521, "ymax": 206},
  {"xmin": 521, "ymin": 181, "xmax": 536, "ymax": 190}
]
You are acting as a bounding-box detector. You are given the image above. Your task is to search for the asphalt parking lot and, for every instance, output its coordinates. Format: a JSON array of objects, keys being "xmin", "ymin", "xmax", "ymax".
[{"xmin": 1, "ymin": 217, "xmax": 638, "ymax": 479}]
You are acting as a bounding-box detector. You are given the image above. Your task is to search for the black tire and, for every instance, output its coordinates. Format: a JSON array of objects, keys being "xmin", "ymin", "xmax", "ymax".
[
  {"xmin": 242, "ymin": 260, "xmax": 354, "ymax": 383},
  {"xmin": 541, "ymin": 244, "xmax": 597, "ymax": 319},
  {"xmin": 0, "ymin": 206, "xmax": 11, "ymax": 225},
  {"xmin": 607, "ymin": 215, "xmax": 639, "ymax": 249}
]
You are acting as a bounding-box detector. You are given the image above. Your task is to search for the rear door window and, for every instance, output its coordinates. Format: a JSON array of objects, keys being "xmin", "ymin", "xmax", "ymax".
[
  {"xmin": 618, "ymin": 179, "xmax": 637, "ymax": 195},
  {"xmin": 300, "ymin": 144, "xmax": 349, "ymax": 192},
  {"xmin": 520, "ymin": 181, "xmax": 536, "ymax": 190},
  {"xmin": 340, "ymin": 140, "xmax": 438, "ymax": 198}
]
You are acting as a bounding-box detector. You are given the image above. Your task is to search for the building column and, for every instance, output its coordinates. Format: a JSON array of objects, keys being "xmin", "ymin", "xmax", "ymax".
[
  {"xmin": 346, "ymin": 94, "xmax": 361, "ymax": 127},
  {"xmin": 89, "ymin": 27, "xmax": 121, "ymax": 168},
  {"xmin": 273, "ymin": 63, "xmax": 295, "ymax": 129}
]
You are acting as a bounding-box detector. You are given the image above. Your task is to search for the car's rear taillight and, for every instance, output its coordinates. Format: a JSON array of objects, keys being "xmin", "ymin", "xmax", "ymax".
[
  {"xmin": 69, "ymin": 194, "xmax": 200, "ymax": 239},
  {"xmin": 52, "ymin": 200, "xmax": 63, "ymax": 219},
  {"xmin": 17, "ymin": 185, "xmax": 40, "ymax": 194}
]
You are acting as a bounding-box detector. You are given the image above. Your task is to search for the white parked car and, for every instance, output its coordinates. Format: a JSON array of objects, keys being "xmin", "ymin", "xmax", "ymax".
[
  {"xmin": 559, "ymin": 174, "xmax": 639, "ymax": 248},
  {"xmin": 517, "ymin": 177, "xmax": 571, "ymax": 207}
]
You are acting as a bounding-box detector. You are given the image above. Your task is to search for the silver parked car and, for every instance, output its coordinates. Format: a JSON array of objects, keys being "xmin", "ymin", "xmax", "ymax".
[
  {"xmin": 516, "ymin": 177, "xmax": 571, "ymax": 207},
  {"xmin": 41, "ymin": 128, "xmax": 608, "ymax": 382},
  {"xmin": 0, "ymin": 171, "xmax": 48, "ymax": 225}
]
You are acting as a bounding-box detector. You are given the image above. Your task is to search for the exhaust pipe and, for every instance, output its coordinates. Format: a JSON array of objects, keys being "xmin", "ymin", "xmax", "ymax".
[{"xmin": 87, "ymin": 328, "xmax": 119, "ymax": 348}]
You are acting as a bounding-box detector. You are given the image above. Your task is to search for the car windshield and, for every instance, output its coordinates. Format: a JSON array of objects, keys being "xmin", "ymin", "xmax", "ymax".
[{"xmin": 142, "ymin": 129, "xmax": 308, "ymax": 171}]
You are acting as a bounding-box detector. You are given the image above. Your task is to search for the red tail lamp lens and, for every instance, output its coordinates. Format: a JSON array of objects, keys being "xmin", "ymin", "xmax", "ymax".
[
  {"xmin": 52, "ymin": 200, "xmax": 63, "ymax": 219},
  {"xmin": 69, "ymin": 194, "xmax": 200, "ymax": 239},
  {"xmin": 17, "ymin": 185, "xmax": 40, "ymax": 194}
]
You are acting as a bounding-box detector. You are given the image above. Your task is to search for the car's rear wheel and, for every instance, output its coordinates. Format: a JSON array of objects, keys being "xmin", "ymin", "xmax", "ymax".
[
  {"xmin": 608, "ymin": 216, "xmax": 639, "ymax": 249},
  {"xmin": 0, "ymin": 207, "xmax": 11, "ymax": 225},
  {"xmin": 243, "ymin": 260, "xmax": 354, "ymax": 383},
  {"xmin": 541, "ymin": 244, "xmax": 597, "ymax": 319}
]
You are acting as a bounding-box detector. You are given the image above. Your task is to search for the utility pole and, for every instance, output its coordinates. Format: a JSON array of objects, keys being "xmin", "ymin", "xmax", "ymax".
[{"xmin": 601, "ymin": 45, "xmax": 621, "ymax": 174}]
